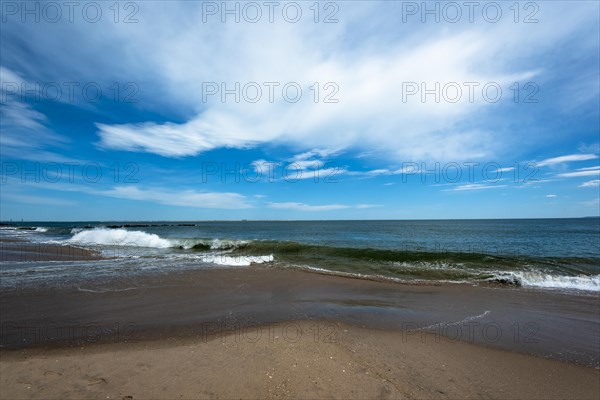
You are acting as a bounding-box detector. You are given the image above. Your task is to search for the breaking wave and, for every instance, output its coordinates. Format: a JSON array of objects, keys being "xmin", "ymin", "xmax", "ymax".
[
  {"xmin": 62, "ymin": 229, "xmax": 599, "ymax": 292},
  {"xmin": 489, "ymin": 272, "xmax": 600, "ymax": 291},
  {"xmin": 68, "ymin": 228, "xmax": 172, "ymax": 248}
]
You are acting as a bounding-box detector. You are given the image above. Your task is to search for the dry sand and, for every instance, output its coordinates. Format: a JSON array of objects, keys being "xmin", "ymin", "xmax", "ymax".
[{"xmin": 1, "ymin": 320, "xmax": 598, "ymax": 400}]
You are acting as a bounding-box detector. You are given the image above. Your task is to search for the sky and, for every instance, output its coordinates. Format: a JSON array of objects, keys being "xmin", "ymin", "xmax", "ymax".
[{"xmin": 0, "ymin": 0, "xmax": 599, "ymax": 221}]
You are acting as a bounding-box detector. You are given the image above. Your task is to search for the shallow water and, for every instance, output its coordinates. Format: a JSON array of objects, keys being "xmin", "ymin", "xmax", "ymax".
[{"xmin": 1, "ymin": 218, "xmax": 599, "ymax": 292}]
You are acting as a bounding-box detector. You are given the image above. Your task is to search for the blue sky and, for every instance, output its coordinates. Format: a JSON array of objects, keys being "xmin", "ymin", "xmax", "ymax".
[{"xmin": 1, "ymin": 1, "xmax": 599, "ymax": 221}]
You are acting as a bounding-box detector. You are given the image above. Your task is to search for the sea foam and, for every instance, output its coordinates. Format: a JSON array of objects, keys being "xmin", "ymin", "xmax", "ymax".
[
  {"xmin": 68, "ymin": 228, "xmax": 172, "ymax": 248},
  {"xmin": 495, "ymin": 271, "xmax": 600, "ymax": 292},
  {"xmin": 197, "ymin": 254, "xmax": 274, "ymax": 266}
]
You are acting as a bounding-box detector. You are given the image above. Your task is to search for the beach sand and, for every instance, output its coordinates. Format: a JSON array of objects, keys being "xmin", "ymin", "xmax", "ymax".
[
  {"xmin": 0, "ymin": 238, "xmax": 103, "ymax": 262},
  {"xmin": 1, "ymin": 320, "xmax": 599, "ymax": 400},
  {"xmin": 1, "ymin": 244, "xmax": 599, "ymax": 399}
]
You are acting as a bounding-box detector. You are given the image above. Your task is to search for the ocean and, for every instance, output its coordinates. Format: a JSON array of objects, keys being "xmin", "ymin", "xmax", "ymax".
[
  {"xmin": 1, "ymin": 218, "xmax": 599, "ymax": 366},
  {"xmin": 1, "ymin": 218, "xmax": 599, "ymax": 292}
]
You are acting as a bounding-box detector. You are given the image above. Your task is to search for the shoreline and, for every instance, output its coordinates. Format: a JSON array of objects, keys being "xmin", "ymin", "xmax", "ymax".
[
  {"xmin": 2, "ymin": 235, "xmax": 598, "ymax": 293},
  {"xmin": 1, "ymin": 320, "xmax": 598, "ymax": 400},
  {"xmin": 2, "ymin": 266, "xmax": 598, "ymax": 367},
  {"xmin": 0, "ymin": 237, "xmax": 104, "ymax": 262},
  {"xmin": 1, "ymin": 231, "xmax": 599, "ymax": 398}
]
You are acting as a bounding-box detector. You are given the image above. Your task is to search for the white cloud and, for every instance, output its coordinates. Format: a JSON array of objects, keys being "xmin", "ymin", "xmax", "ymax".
[
  {"xmin": 444, "ymin": 183, "xmax": 507, "ymax": 191},
  {"xmin": 364, "ymin": 169, "xmax": 392, "ymax": 176},
  {"xmin": 348, "ymin": 165, "xmax": 421, "ymax": 177},
  {"xmin": 292, "ymin": 167, "xmax": 347, "ymax": 181},
  {"xmin": 291, "ymin": 160, "xmax": 325, "ymax": 171},
  {"xmin": 545, "ymin": 194, "xmax": 558, "ymax": 198},
  {"xmin": 497, "ymin": 167, "xmax": 515, "ymax": 173},
  {"xmin": 9, "ymin": 180, "xmax": 253, "ymax": 209},
  {"xmin": 101, "ymin": 186, "xmax": 252, "ymax": 209},
  {"xmin": 579, "ymin": 180, "xmax": 600, "ymax": 188},
  {"xmin": 290, "ymin": 149, "xmax": 340, "ymax": 162},
  {"xmin": 1, "ymin": 192, "xmax": 76, "ymax": 206},
  {"xmin": 91, "ymin": 3, "xmax": 569, "ymax": 161},
  {"xmin": 250, "ymin": 150, "xmax": 346, "ymax": 181},
  {"xmin": 537, "ymin": 154, "xmax": 598, "ymax": 167},
  {"xmin": 2, "ymin": 176, "xmax": 253, "ymax": 209},
  {"xmin": 578, "ymin": 143, "xmax": 600, "ymax": 154},
  {"xmin": 267, "ymin": 202, "xmax": 380, "ymax": 211},
  {"xmin": 0, "ymin": 67, "xmax": 69, "ymax": 157},
  {"xmin": 5, "ymin": 2, "xmax": 598, "ymax": 166},
  {"xmin": 576, "ymin": 166, "xmax": 600, "ymax": 172},
  {"xmin": 268, "ymin": 202, "xmax": 351, "ymax": 211},
  {"xmin": 248, "ymin": 159, "xmax": 280, "ymax": 179},
  {"xmin": 557, "ymin": 168, "xmax": 600, "ymax": 178},
  {"xmin": 356, "ymin": 204, "xmax": 382, "ymax": 209},
  {"xmin": 519, "ymin": 179, "xmax": 554, "ymax": 186}
]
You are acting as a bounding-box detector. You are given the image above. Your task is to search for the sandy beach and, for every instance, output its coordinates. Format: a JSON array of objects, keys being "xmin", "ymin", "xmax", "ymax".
[
  {"xmin": 1, "ymin": 233, "xmax": 598, "ymax": 399},
  {"xmin": 0, "ymin": 237, "xmax": 103, "ymax": 262},
  {"xmin": 2, "ymin": 320, "xmax": 599, "ymax": 400},
  {"xmin": 2, "ymin": 0, "xmax": 600, "ymax": 395}
]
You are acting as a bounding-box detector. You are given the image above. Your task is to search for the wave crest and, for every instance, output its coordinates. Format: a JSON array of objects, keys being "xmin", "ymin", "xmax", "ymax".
[
  {"xmin": 198, "ymin": 254, "xmax": 273, "ymax": 266},
  {"xmin": 68, "ymin": 228, "xmax": 172, "ymax": 248},
  {"xmin": 491, "ymin": 271, "xmax": 600, "ymax": 291},
  {"xmin": 62, "ymin": 231, "xmax": 599, "ymax": 292}
]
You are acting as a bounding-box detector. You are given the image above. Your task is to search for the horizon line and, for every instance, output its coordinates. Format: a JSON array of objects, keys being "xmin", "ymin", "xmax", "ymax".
[{"xmin": 2, "ymin": 216, "xmax": 599, "ymax": 223}]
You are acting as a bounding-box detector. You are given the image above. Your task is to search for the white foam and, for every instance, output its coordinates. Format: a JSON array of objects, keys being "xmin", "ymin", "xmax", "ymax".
[
  {"xmin": 197, "ymin": 254, "xmax": 273, "ymax": 266},
  {"xmin": 418, "ymin": 311, "xmax": 491, "ymax": 331},
  {"xmin": 78, "ymin": 286, "xmax": 140, "ymax": 293},
  {"xmin": 171, "ymin": 238, "xmax": 205, "ymax": 249},
  {"xmin": 174, "ymin": 238, "xmax": 248, "ymax": 250},
  {"xmin": 34, "ymin": 227, "xmax": 48, "ymax": 232},
  {"xmin": 68, "ymin": 228, "xmax": 171, "ymax": 248},
  {"xmin": 513, "ymin": 272, "xmax": 600, "ymax": 292},
  {"xmin": 209, "ymin": 238, "xmax": 248, "ymax": 250},
  {"xmin": 0, "ymin": 227, "xmax": 21, "ymax": 237}
]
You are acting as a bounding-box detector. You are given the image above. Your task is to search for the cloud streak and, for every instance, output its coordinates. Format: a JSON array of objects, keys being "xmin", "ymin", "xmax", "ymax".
[
  {"xmin": 557, "ymin": 167, "xmax": 600, "ymax": 178},
  {"xmin": 444, "ymin": 183, "xmax": 508, "ymax": 192},
  {"xmin": 579, "ymin": 180, "xmax": 600, "ymax": 188},
  {"xmin": 538, "ymin": 154, "xmax": 598, "ymax": 167},
  {"xmin": 88, "ymin": 2, "xmax": 584, "ymax": 162},
  {"xmin": 267, "ymin": 202, "xmax": 380, "ymax": 211}
]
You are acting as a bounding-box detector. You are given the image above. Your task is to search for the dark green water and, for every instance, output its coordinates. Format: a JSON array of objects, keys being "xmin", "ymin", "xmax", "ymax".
[{"xmin": 1, "ymin": 218, "xmax": 599, "ymax": 291}]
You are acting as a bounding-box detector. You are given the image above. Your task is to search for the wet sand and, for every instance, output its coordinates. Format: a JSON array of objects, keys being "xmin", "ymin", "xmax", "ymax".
[
  {"xmin": 1, "ymin": 252, "xmax": 599, "ymax": 399},
  {"xmin": 2, "ymin": 266, "xmax": 599, "ymax": 365},
  {"xmin": 0, "ymin": 238, "xmax": 103, "ymax": 262},
  {"xmin": 1, "ymin": 320, "xmax": 598, "ymax": 400}
]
